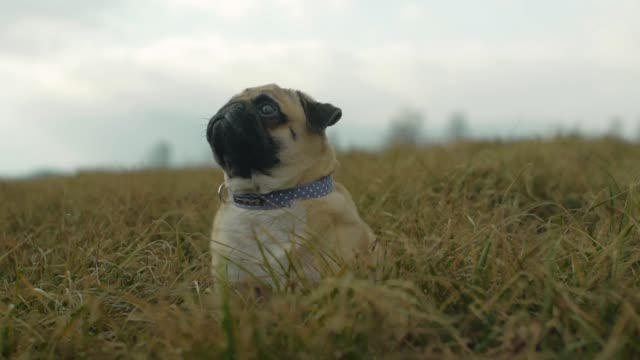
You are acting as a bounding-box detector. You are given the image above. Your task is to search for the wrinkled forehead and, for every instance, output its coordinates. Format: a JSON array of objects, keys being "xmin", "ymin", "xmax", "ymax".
[{"xmin": 229, "ymin": 84, "xmax": 300, "ymax": 108}]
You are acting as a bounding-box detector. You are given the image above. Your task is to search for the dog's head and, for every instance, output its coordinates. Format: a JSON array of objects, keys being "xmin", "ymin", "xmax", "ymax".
[{"xmin": 206, "ymin": 84, "xmax": 341, "ymax": 191}]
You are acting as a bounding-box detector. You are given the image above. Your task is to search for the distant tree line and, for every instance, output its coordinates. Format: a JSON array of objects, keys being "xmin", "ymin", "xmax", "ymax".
[
  {"xmin": 384, "ymin": 109, "xmax": 640, "ymax": 147},
  {"xmin": 141, "ymin": 114, "xmax": 640, "ymax": 168},
  {"xmin": 384, "ymin": 108, "xmax": 470, "ymax": 147},
  {"xmin": 146, "ymin": 140, "xmax": 173, "ymax": 168}
]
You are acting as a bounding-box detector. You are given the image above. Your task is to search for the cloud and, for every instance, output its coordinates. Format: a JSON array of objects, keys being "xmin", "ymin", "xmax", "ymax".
[
  {"xmin": 0, "ymin": 32, "xmax": 404, "ymax": 174},
  {"xmin": 164, "ymin": 0, "xmax": 352, "ymax": 20},
  {"xmin": 0, "ymin": 0, "xmax": 123, "ymax": 25},
  {"xmin": 1, "ymin": 0, "xmax": 640, "ymax": 175},
  {"xmin": 166, "ymin": 0, "xmax": 259, "ymax": 17}
]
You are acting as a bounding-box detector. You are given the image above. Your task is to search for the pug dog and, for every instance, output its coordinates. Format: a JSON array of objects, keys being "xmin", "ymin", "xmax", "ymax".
[{"xmin": 206, "ymin": 84, "xmax": 378, "ymax": 288}]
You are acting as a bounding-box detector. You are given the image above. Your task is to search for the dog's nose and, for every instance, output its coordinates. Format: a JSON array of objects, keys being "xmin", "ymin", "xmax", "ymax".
[
  {"xmin": 229, "ymin": 103, "xmax": 245, "ymax": 112},
  {"xmin": 227, "ymin": 103, "xmax": 245, "ymax": 116},
  {"xmin": 224, "ymin": 102, "xmax": 246, "ymax": 122}
]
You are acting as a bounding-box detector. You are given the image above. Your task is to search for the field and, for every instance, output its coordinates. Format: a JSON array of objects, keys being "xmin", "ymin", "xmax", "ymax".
[{"xmin": 1, "ymin": 138, "xmax": 640, "ymax": 359}]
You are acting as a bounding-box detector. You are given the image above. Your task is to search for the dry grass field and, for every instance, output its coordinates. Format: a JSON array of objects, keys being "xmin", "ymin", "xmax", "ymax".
[{"xmin": 1, "ymin": 138, "xmax": 640, "ymax": 359}]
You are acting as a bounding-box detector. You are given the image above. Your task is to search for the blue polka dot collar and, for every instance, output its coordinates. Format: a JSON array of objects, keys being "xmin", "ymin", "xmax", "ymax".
[{"xmin": 230, "ymin": 175, "xmax": 334, "ymax": 210}]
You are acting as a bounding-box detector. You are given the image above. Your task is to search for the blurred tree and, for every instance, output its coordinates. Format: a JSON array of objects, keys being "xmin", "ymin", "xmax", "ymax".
[
  {"xmin": 607, "ymin": 116, "xmax": 623, "ymax": 139},
  {"xmin": 567, "ymin": 123, "xmax": 583, "ymax": 138},
  {"xmin": 385, "ymin": 108, "xmax": 425, "ymax": 146},
  {"xmin": 447, "ymin": 111, "xmax": 469, "ymax": 141},
  {"xmin": 147, "ymin": 140, "xmax": 173, "ymax": 168}
]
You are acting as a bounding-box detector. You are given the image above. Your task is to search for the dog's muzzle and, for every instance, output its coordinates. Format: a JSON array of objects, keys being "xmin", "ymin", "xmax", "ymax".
[{"xmin": 207, "ymin": 101, "xmax": 281, "ymax": 179}]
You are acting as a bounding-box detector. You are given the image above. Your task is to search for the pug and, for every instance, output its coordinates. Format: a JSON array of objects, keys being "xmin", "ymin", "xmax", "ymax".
[{"xmin": 206, "ymin": 84, "xmax": 378, "ymax": 288}]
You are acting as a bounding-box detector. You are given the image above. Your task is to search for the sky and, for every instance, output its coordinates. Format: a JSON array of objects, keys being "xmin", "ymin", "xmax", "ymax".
[{"xmin": 2, "ymin": 0, "xmax": 640, "ymax": 176}]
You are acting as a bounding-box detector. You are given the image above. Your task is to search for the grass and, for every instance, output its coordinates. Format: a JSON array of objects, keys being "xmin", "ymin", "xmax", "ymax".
[{"xmin": 1, "ymin": 137, "xmax": 640, "ymax": 359}]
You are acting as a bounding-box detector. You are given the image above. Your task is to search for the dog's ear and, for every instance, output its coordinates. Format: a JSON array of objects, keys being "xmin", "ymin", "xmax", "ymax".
[{"xmin": 297, "ymin": 91, "xmax": 342, "ymax": 133}]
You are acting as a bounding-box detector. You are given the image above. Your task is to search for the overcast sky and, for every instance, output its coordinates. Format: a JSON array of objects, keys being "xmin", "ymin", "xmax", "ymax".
[{"xmin": 2, "ymin": 0, "xmax": 639, "ymax": 176}]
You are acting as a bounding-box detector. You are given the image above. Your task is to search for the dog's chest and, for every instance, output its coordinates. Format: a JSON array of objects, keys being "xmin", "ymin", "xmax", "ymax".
[{"xmin": 211, "ymin": 204, "xmax": 309, "ymax": 281}]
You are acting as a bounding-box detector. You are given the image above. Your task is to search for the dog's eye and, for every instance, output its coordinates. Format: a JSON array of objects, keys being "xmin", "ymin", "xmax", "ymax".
[{"xmin": 260, "ymin": 103, "xmax": 277, "ymax": 116}]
